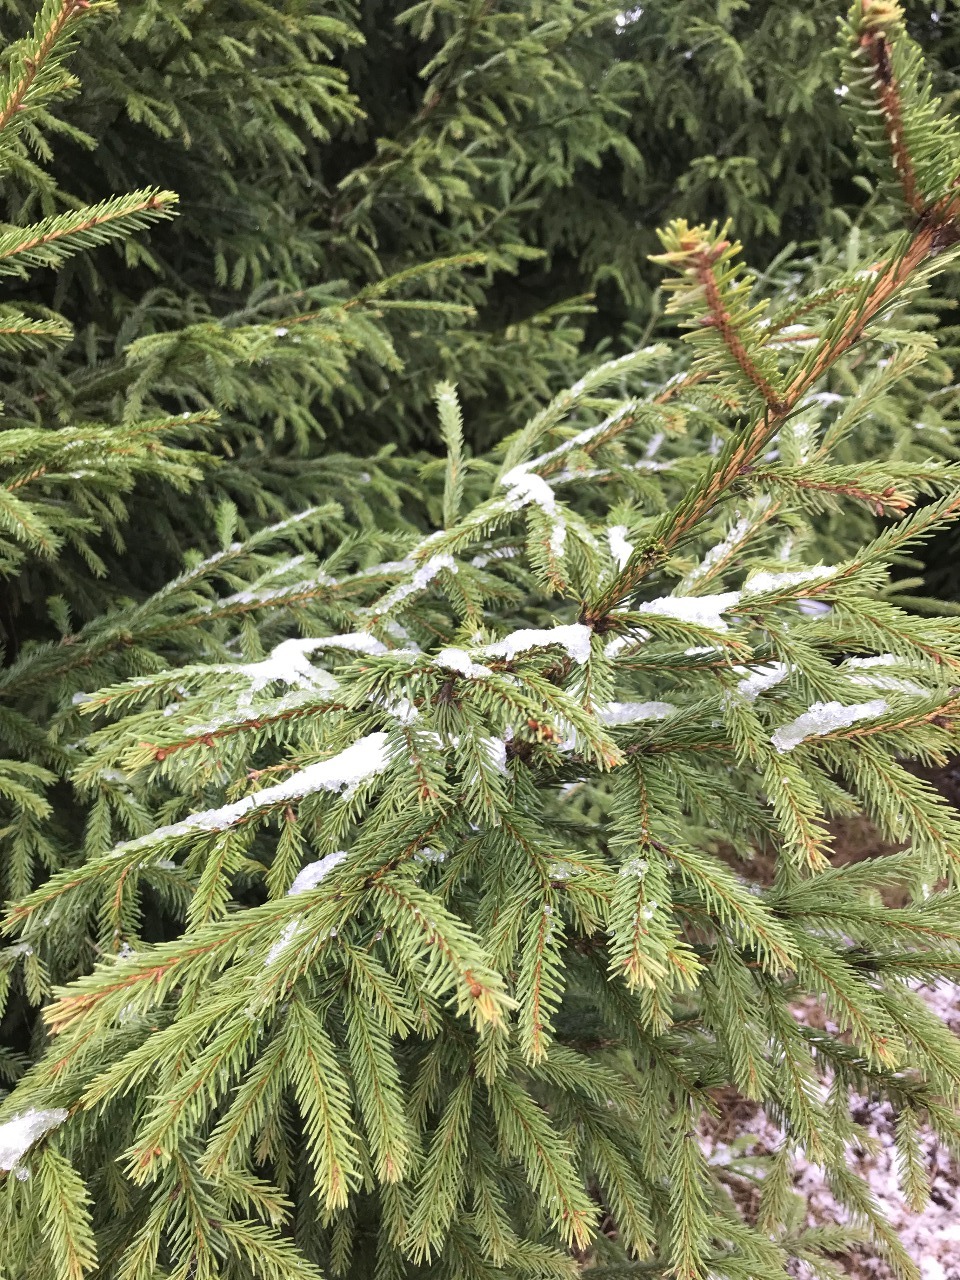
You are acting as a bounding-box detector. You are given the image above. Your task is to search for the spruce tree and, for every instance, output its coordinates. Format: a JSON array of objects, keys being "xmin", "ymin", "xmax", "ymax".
[{"xmin": 6, "ymin": 2, "xmax": 960, "ymax": 1278}]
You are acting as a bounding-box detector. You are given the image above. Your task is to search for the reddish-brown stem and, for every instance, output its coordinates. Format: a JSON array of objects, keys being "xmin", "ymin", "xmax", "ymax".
[
  {"xmin": 751, "ymin": 470, "xmax": 912, "ymax": 516},
  {"xmin": 859, "ymin": 27, "xmax": 924, "ymax": 215},
  {"xmin": 0, "ymin": 0, "xmax": 91, "ymax": 139},
  {"xmin": 694, "ymin": 250, "xmax": 787, "ymax": 412},
  {"xmin": 0, "ymin": 192, "xmax": 173, "ymax": 267}
]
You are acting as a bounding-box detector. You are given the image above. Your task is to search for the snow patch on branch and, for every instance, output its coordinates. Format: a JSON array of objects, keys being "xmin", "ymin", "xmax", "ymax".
[
  {"xmin": 369, "ymin": 554, "xmax": 457, "ymax": 615},
  {"xmin": 288, "ymin": 851, "xmax": 349, "ymax": 896},
  {"xmin": 266, "ymin": 920, "xmax": 303, "ymax": 965},
  {"xmin": 771, "ymin": 700, "xmax": 888, "ymax": 754},
  {"xmin": 470, "ymin": 545, "xmax": 519, "ymax": 569},
  {"xmin": 205, "ymin": 568, "xmax": 338, "ymax": 613},
  {"xmin": 553, "ymin": 457, "xmax": 670, "ymax": 484},
  {"xmin": 265, "ymin": 851, "xmax": 352, "ymax": 966},
  {"xmin": 482, "ymin": 623, "xmax": 593, "ymax": 665},
  {"xmin": 237, "ymin": 633, "xmax": 388, "ymax": 699},
  {"xmin": 157, "ymin": 507, "xmax": 323, "ymax": 601},
  {"xmin": 607, "ymin": 525, "xmax": 633, "ymax": 570},
  {"xmin": 482, "ymin": 737, "xmax": 508, "ymax": 772},
  {"xmin": 112, "ymin": 734, "xmax": 391, "ymax": 854},
  {"xmin": 549, "ymin": 518, "xmax": 567, "ymax": 559},
  {"xmin": 238, "ymin": 639, "xmax": 335, "ymax": 694},
  {"xmin": 434, "ymin": 648, "xmax": 492, "ymax": 679},
  {"xmin": 599, "ymin": 701, "xmax": 675, "ymax": 725},
  {"xmin": 801, "ymin": 391, "xmax": 843, "ymax": 408},
  {"xmin": 848, "ymin": 673, "xmax": 928, "ymax": 696},
  {"xmin": 841, "ymin": 656, "xmax": 928, "ymax": 696},
  {"xmin": 684, "ymin": 519, "xmax": 752, "ymax": 588},
  {"xmin": 307, "ymin": 633, "xmax": 388, "ymax": 655},
  {"xmin": 735, "ymin": 662, "xmax": 791, "ymax": 702},
  {"xmin": 500, "ymin": 462, "xmax": 570, "ymax": 558},
  {"xmin": 683, "ymin": 498, "xmax": 773, "ymax": 591},
  {"xmin": 635, "ymin": 592, "xmax": 741, "ymax": 633},
  {"xmin": 501, "ymin": 469, "xmax": 557, "ymax": 515},
  {"xmin": 507, "ymin": 401, "xmax": 639, "ymax": 482},
  {"xmin": 844, "ymin": 654, "xmax": 899, "ymax": 669},
  {"xmin": 743, "ymin": 566, "xmax": 835, "ymax": 596},
  {"xmin": 0, "ymin": 1108, "xmax": 68, "ymax": 1176}
]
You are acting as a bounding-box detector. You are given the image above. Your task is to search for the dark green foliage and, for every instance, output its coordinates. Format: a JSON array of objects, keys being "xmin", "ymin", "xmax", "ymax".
[{"xmin": 0, "ymin": 0, "xmax": 957, "ymax": 459}]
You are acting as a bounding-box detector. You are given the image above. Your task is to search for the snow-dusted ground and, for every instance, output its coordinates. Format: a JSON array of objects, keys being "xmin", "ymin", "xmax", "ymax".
[{"xmin": 700, "ymin": 982, "xmax": 960, "ymax": 1279}]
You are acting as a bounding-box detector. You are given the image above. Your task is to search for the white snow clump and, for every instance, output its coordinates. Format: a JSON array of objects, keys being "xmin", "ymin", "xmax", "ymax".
[
  {"xmin": 434, "ymin": 648, "xmax": 492, "ymax": 679},
  {"xmin": 743, "ymin": 566, "xmax": 835, "ymax": 596},
  {"xmin": 770, "ymin": 699, "xmax": 888, "ymax": 754},
  {"xmin": 482, "ymin": 623, "xmax": 593, "ymax": 665},
  {"xmin": 735, "ymin": 662, "xmax": 791, "ymax": 702},
  {"xmin": 607, "ymin": 525, "xmax": 633, "ymax": 570},
  {"xmin": 287, "ymin": 851, "xmax": 349, "ymax": 896},
  {"xmin": 599, "ymin": 701, "xmax": 675, "ymax": 725},
  {"xmin": 635, "ymin": 592, "xmax": 741, "ymax": 633},
  {"xmin": 0, "ymin": 1108, "xmax": 68, "ymax": 1176}
]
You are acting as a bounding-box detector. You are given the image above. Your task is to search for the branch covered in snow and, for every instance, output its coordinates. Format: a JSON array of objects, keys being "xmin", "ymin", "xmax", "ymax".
[{"xmin": 481, "ymin": 623, "xmax": 593, "ymax": 665}]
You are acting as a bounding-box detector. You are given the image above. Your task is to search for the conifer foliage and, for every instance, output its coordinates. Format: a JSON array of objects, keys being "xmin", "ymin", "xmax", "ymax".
[{"xmin": 6, "ymin": 2, "xmax": 960, "ymax": 1278}]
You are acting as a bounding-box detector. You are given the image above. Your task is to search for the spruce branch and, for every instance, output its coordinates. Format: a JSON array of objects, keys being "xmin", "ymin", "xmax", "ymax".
[
  {"xmin": 851, "ymin": 2, "xmax": 924, "ymax": 214},
  {"xmin": 0, "ymin": 0, "xmax": 100, "ymax": 162},
  {"xmin": 0, "ymin": 190, "xmax": 179, "ymax": 279},
  {"xmin": 583, "ymin": 218, "xmax": 959, "ymax": 624},
  {"xmin": 842, "ymin": 0, "xmax": 960, "ymax": 226},
  {"xmin": 0, "ymin": 309, "xmax": 72, "ymax": 353},
  {"xmin": 651, "ymin": 222, "xmax": 787, "ymax": 413}
]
